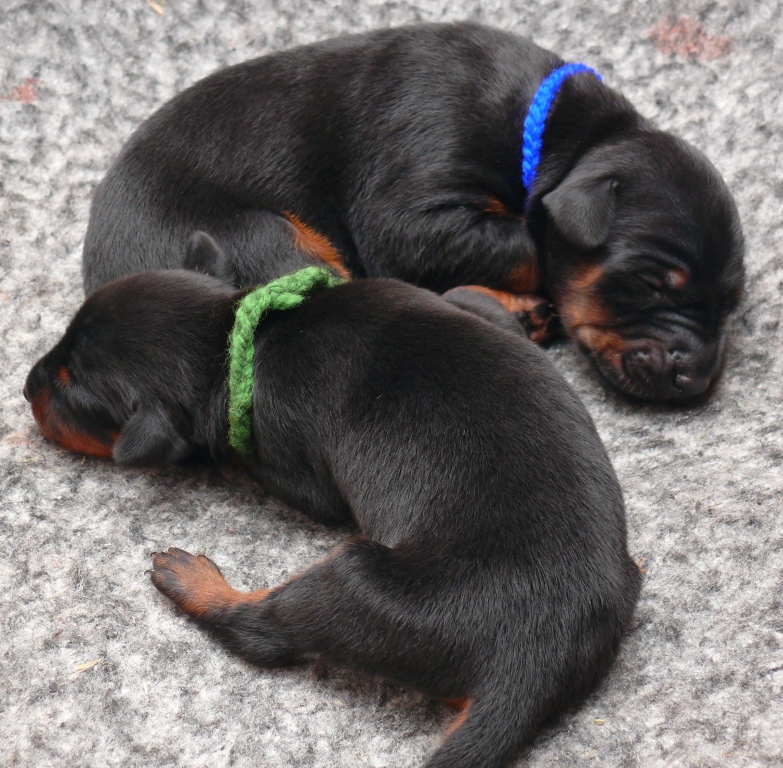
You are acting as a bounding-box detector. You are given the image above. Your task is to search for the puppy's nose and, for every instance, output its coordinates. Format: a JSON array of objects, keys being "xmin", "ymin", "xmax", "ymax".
[
  {"xmin": 666, "ymin": 342, "xmax": 720, "ymax": 400},
  {"xmin": 623, "ymin": 345, "xmax": 667, "ymax": 388},
  {"xmin": 673, "ymin": 373, "xmax": 711, "ymax": 398},
  {"xmin": 623, "ymin": 344, "xmax": 704, "ymax": 401}
]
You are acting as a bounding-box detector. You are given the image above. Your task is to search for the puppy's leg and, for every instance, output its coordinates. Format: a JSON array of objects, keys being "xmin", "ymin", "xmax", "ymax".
[
  {"xmin": 150, "ymin": 542, "xmax": 467, "ymax": 676},
  {"xmin": 185, "ymin": 210, "xmax": 350, "ymax": 288},
  {"xmin": 363, "ymin": 200, "xmax": 536, "ymax": 290},
  {"xmin": 444, "ymin": 286, "xmax": 560, "ymax": 343},
  {"xmin": 150, "ymin": 545, "xmax": 549, "ymax": 768}
]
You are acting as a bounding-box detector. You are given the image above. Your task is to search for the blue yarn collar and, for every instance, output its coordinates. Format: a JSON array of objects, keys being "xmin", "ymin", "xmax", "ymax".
[{"xmin": 521, "ymin": 63, "xmax": 602, "ymax": 202}]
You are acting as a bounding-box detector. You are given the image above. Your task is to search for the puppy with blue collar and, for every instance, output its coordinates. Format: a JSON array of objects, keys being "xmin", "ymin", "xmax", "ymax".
[{"xmin": 82, "ymin": 22, "xmax": 744, "ymax": 403}]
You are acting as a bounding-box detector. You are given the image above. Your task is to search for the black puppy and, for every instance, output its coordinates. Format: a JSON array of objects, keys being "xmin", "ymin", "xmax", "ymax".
[
  {"xmin": 25, "ymin": 267, "xmax": 641, "ymax": 767},
  {"xmin": 82, "ymin": 22, "xmax": 744, "ymax": 402}
]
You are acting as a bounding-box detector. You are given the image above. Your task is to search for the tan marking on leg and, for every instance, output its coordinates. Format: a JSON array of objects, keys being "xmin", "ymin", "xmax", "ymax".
[
  {"xmin": 484, "ymin": 196, "xmax": 523, "ymax": 220},
  {"xmin": 481, "ymin": 197, "xmax": 538, "ymax": 292},
  {"xmin": 151, "ymin": 549, "xmax": 270, "ymax": 619},
  {"xmin": 440, "ymin": 697, "xmax": 470, "ymax": 712},
  {"xmin": 460, "ymin": 286, "xmax": 555, "ymax": 343},
  {"xmin": 460, "ymin": 285, "xmax": 541, "ymax": 315},
  {"xmin": 443, "ymin": 698, "xmax": 473, "ymax": 737},
  {"xmin": 278, "ymin": 545, "xmax": 345, "ymax": 588},
  {"xmin": 283, "ymin": 212, "xmax": 350, "ymax": 279}
]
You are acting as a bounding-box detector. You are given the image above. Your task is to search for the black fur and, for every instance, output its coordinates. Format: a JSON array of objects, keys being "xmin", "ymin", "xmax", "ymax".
[
  {"xmin": 25, "ymin": 270, "xmax": 641, "ymax": 767},
  {"xmin": 82, "ymin": 22, "xmax": 744, "ymax": 402}
]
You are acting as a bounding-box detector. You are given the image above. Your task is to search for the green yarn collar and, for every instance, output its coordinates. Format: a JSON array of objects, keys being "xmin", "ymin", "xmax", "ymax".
[{"xmin": 227, "ymin": 266, "xmax": 345, "ymax": 454}]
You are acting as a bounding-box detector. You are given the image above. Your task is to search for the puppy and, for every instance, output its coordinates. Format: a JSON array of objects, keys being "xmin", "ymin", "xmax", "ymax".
[
  {"xmin": 25, "ymin": 260, "xmax": 641, "ymax": 767},
  {"xmin": 82, "ymin": 22, "xmax": 744, "ymax": 403}
]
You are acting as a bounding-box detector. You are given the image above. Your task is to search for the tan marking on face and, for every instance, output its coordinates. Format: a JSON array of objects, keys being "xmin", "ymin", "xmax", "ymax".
[
  {"xmin": 283, "ymin": 212, "xmax": 351, "ymax": 279},
  {"xmin": 557, "ymin": 264, "xmax": 611, "ymax": 332},
  {"xmin": 666, "ymin": 267, "xmax": 688, "ymax": 290},
  {"xmin": 30, "ymin": 387, "xmax": 116, "ymax": 459},
  {"xmin": 568, "ymin": 262, "xmax": 605, "ymax": 293},
  {"xmin": 572, "ymin": 326, "xmax": 627, "ymax": 370},
  {"xmin": 557, "ymin": 263, "xmax": 626, "ymax": 375},
  {"xmin": 56, "ymin": 426, "xmax": 116, "ymax": 459},
  {"xmin": 504, "ymin": 261, "xmax": 540, "ymax": 294},
  {"xmin": 58, "ymin": 366, "xmax": 71, "ymax": 387}
]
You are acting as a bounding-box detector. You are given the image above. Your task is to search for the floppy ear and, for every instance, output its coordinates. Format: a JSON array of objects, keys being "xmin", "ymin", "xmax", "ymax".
[
  {"xmin": 184, "ymin": 231, "xmax": 237, "ymax": 285},
  {"xmin": 542, "ymin": 163, "xmax": 618, "ymax": 250},
  {"xmin": 113, "ymin": 403, "xmax": 192, "ymax": 467}
]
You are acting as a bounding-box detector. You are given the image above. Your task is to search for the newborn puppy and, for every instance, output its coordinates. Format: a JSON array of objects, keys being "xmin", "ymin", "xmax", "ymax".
[
  {"xmin": 82, "ymin": 21, "xmax": 744, "ymax": 403},
  {"xmin": 25, "ymin": 266, "xmax": 641, "ymax": 767}
]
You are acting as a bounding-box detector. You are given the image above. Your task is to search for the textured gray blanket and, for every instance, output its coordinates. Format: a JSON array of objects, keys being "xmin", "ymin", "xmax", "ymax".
[{"xmin": 1, "ymin": 1, "xmax": 781, "ymax": 766}]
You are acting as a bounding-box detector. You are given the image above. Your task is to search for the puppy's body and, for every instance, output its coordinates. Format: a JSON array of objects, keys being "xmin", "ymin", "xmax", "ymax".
[
  {"xmin": 83, "ymin": 22, "xmax": 744, "ymax": 402},
  {"xmin": 84, "ymin": 25, "xmax": 555, "ymax": 291},
  {"xmin": 26, "ymin": 272, "xmax": 641, "ymax": 767}
]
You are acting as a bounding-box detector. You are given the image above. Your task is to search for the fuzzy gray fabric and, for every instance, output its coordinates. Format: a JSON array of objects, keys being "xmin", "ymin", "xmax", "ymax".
[{"xmin": 1, "ymin": 1, "xmax": 781, "ymax": 766}]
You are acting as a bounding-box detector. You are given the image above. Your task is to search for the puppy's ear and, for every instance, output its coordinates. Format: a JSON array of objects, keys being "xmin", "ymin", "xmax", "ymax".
[
  {"xmin": 184, "ymin": 231, "xmax": 237, "ymax": 285},
  {"xmin": 113, "ymin": 403, "xmax": 192, "ymax": 467},
  {"xmin": 542, "ymin": 163, "xmax": 618, "ymax": 250}
]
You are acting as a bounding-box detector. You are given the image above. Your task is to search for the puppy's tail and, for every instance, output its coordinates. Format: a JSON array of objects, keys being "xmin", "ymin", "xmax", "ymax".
[{"xmin": 425, "ymin": 684, "xmax": 543, "ymax": 768}]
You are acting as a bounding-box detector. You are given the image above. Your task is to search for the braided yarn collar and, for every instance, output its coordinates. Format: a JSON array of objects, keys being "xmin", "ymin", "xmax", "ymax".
[
  {"xmin": 227, "ymin": 266, "xmax": 345, "ymax": 454},
  {"xmin": 521, "ymin": 63, "xmax": 602, "ymax": 204}
]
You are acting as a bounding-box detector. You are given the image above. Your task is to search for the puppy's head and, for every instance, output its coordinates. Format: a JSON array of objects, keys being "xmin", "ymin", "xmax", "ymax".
[
  {"xmin": 542, "ymin": 131, "xmax": 744, "ymax": 402},
  {"xmin": 25, "ymin": 269, "xmax": 235, "ymax": 465}
]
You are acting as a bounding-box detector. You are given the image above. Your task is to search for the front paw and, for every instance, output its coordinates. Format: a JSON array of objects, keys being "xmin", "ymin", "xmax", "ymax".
[
  {"xmin": 149, "ymin": 547, "xmax": 269, "ymax": 623},
  {"xmin": 150, "ymin": 547, "xmax": 232, "ymax": 620},
  {"xmin": 512, "ymin": 294, "xmax": 561, "ymax": 344},
  {"xmin": 444, "ymin": 285, "xmax": 561, "ymax": 344}
]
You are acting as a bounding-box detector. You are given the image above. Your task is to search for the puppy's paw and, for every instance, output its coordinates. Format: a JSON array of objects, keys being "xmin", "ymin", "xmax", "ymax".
[
  {"xmin": 150, "ymin": 548, "xmax": 231, "ymax": 620},
  {"xmin": 512, "ymin": 294, "xmax": 561, "ymax": 344},
  {"xmin": 443, "ymin": 285, "xmax": 561, "ymax": 343},
  {"xmin": 472, "ymin": 288, "xmax": 560, "ymax": 344},
  {"xmin": 149, "ymin": 547, "xmax": 269, "ymax": 623}
]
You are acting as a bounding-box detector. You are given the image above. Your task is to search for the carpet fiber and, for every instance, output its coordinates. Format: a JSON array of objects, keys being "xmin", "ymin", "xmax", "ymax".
[{"xmin": 1, "ymin": 1, "xmax": 781, "ymax": 766}]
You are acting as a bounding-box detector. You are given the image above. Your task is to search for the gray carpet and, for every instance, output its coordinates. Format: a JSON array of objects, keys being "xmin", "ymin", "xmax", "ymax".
[{"xmin": 1, "ymin": 1, "xmax": 781, "ymax": 766}]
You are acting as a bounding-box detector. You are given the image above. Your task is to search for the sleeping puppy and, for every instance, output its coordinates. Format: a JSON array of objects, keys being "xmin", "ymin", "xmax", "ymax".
[
  {"xmin": 81, "ymin": 22, "xmax": 744, "ymax": 403},
  {"xmin": 25, "ymin": 262, "xmax": 641, "ymax": 768}
]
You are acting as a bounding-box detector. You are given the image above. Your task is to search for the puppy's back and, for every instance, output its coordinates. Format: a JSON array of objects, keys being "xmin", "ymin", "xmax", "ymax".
[{"xmin": 247, "ymin": 278, "xmax": 641, "ymax": 767}]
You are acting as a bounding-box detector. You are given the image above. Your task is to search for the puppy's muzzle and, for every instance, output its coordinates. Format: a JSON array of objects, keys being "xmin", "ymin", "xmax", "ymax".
[
  {"xmin": 24, "ymin": 361, "xmax": 47, "ymax": 403},
  {"xmin": 24, "ymin": 359, "xmax": 117, "ymax": 458},
  {"xmin": 622, "ymin": 335, "xmax": 720, "ymax": 401}
]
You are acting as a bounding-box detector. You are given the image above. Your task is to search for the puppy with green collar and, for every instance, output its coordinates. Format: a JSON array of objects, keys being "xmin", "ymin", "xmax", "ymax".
[{"xmin": 26, "ymin": 252, "xmax": 640, "ymax": 767}]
